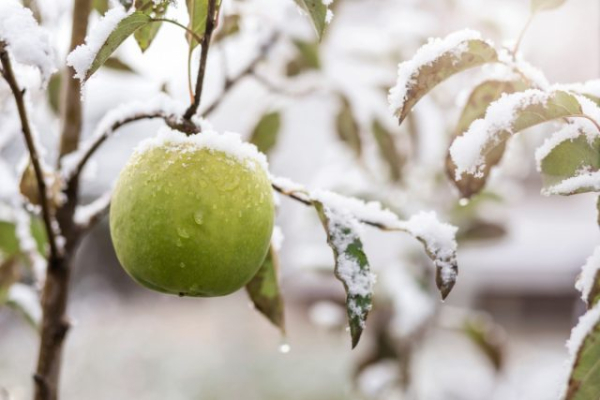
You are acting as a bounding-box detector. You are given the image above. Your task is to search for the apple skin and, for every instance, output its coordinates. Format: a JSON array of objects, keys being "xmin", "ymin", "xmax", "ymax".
[{"xmin": 109, "ymin": 140, "xmax": 275, "ymax": 297}]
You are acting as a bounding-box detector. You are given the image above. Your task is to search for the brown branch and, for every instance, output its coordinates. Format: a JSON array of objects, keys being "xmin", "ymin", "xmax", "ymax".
[
  {"xmin": 183, "ymin": 0, "xmax": 219, "ymax": 120},
  {"xmin": 201, "ymin": 31, "xmax": 280, "ymax": 117},
  {"xmin": 57, "ymin": 0, "xmax": 92, "ymax": 160},
  {"xmin": 0, "ymin": 43, "xmax": 60, "ymax": 261}
]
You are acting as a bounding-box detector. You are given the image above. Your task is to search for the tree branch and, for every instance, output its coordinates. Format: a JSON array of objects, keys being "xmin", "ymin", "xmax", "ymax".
[
  {"xmin": 201, "ymin": 31, "xmax": 280, "ymax": 117},
  {"xmin": 183, "ymin": 0, "xmax": 219, "ymax": 120},
  {"xmin": 0, "ymin": 43, "xmax": 60, "ymax": 261}
]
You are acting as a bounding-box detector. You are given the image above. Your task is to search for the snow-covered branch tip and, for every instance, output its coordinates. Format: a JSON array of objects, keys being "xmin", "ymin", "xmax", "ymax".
[
  {"xmin": 74, "ymin": 190, "xmax": 113, "ymax": 230},
  {"xmin": 271, "ymin": 176, "xmax": 459, "ymax": 299}
]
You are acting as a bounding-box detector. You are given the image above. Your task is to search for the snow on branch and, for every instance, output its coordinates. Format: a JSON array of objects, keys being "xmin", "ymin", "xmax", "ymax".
[
  {"xmin": 271, "ymin": 176, "xmax": 459, "ymax": 299},
  {"xmin": 0, "ymin": 0, "xmax": 56, "ymax": 84}
]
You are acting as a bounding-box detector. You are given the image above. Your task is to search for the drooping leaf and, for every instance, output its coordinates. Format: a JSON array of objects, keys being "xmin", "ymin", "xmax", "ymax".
[
  {"xmin": 372, "ymin": 119, "xmax": 403, "ymax": 182},
  {"xmin": 104, "ymin": 57, "xmax": 136, "ymax": 72},
  {"xmin": 450, "ymin": 90, "xmax": 585, "ymax": 195},
  {"xmin": 286, "ymin": 39, "xmax": 320, "ymax": 77},
  {"xmin": 531, "ymin": 0, "xmax": 567, "ymax": 13},
  {"xmin": 133, "ymin": 0, "xmax": 171, "ymax": 52},
  {"xmin": 85, "ymin": 12, "xmax": 152, "ymax": 80},
  {"xmin": 313, "ymin": 201, "xmax": 374, "ymax": 348},
  {"xmin": 213, "ymin": 14, "xmax": 240, "ymax": 43},
  {"xmin": 539, "ymin": 128, "xmax": 600, "ymax": 195},
  {"xmin": 245, "ymin": 245, "xmax": 285, "ymax": 333},
  {"xmin": 249, "ymin": 111, "xmax": 281, "ymax": 155},
  {"xmin": 0, "ymin": 217, "xmax": 47, "ymax": 259},
  {"xmin": 294, "ymin": 0, "xmax": 331, "ymax": 40},
  {"xmin": 391, "ymin": 36, "xmax": 498, "ymax": 124},
  {"xmin": 446, "ymin": 79, "xmax": 528, "ymax": 198},
  {"xmin": 564, "ymin": 305, "xmax": 600, "ymax": 399},
  {"xmin": 335, "ymin": 95, "xmax": 361, "ymax": 157}
]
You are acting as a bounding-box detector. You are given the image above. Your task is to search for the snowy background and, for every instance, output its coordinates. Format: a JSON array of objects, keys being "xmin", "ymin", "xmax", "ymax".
[{"xmin": 1, "ymin": 0, "xmax": 600, "ymax": 399}]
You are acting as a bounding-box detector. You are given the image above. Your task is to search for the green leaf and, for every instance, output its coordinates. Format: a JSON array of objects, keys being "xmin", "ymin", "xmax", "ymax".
[
  {"xmin": 294, "ymin": 0, "xmax": 330, "ymax": 40},
  {"xmin": 335, "ymin": 95, "xmax": 361, "ymax": 157},
  {"xmin": 85, "ymin": 12, "xmax": 152, "ymax": 80},
  {"xmin": 531, "ymin": 0, "xmax": 567, "ymax": 12},
  {"xmin": 539, "ymin": 129, "xmax": 600, "ymax": 195},
  {"xmin": 450, "ymin": 90, "xmax": 586, "ymax": 196},
  {"xmin": 564, "ymin": 306, "xmax": 600, "ymax": 399},
  {"xmin": 46, "ymin": 72, "xmax": 61, "ymax": 115},
  {"xmin": 104, "ymin": 57, "xmax": 136, "ymax": 72},
  {"xmin": 249, "ymin": 111, "xmax": 281, "ymax": 155},
  {"xmin": 185, "ymin": 0, "xmax": 209, "ymax": 50},
  {"xmin": 446, "ymin": 80, "xmax": 528, "ymax": 198},
  {"xmin": 314, "ymin": 201, "xmax": 373, "ymax": 348},
  {"xmin": 245, "ymin": 245, "xmax": 285, "ymax": 333},
  {"xmin": 286, "ymin": 39, "xmax": 321, "ymax": 77},
  {"xmin": 92, "ymin": 0, "xmax": 109, "ymax": 15},
  {"xmin": 392, "ymin": 38, "xmax": 498, "ymax": 124},
  {"xmin": 0, "ymin": 217, "xmax": 47, "ymax": 259},
  {"xmin": 372, "ymin": 119, "xmax": 403, "ymax": 182},
  {"xmin": 213, "ymin": 14, "xmax": 240, "ymax": 43},
  {"xmin": 134, "ymin": 19, "xmax": 162, "ymax": 52}
]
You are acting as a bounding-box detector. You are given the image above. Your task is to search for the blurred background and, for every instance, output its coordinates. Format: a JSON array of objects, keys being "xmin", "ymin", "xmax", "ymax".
[{"xmin": 1, "ymin": 0, "xmax": 600, "ymax": 399}]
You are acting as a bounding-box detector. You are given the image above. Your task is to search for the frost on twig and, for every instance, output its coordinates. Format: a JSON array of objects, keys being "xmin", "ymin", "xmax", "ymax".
[
  {"xmin": 0, "ymin": 0, "xmax": 56, "ymax": 85},
  {"xmin": 575, "ymin": 246, "xmax": 600, "ymax": 308}
]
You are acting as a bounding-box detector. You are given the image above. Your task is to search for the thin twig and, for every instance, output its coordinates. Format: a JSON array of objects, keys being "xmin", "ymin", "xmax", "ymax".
[
  {"xmin": 183, "ymin": 0, "xmax": 219, "ymax": 120},
  {"xmin": 151, "ymin": 18, "xmax": 203, "ymax": 44},
  {"xmin": 0, "ymin": 44, "xmax": 60, "ymax": 260},
  {"xmin": 202, "ymin": 31, "xmax": 280, "ymax": 117},
  {"xmin": 271, "ymin": 182, "xmax": 389, "ymax": 231},
  {"xmin": 512, "ymin": 13, "xmax": 534, "ymax": 57},
  {"xmin": 251, "ymin": 70, "xmax": 317, "ymax": 97}
]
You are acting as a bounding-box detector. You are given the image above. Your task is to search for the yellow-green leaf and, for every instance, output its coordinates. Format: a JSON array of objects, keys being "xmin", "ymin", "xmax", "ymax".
[
  {"xmin": 286, "ymin": 39, "xmax": 320, "ymax": 77},
  {"xmin": 185, "ymin": 0, "xmax": 211, "ymax": 50},
  {"xmin": 104, "ymin": 57, "xmax": 136, "ymax": 72},
  {"xmin": 446, "ymin": 79, "xmax": 528, "ymax": 198},
  {"xmin": 249, "ymin": 111, "xmax": 281, "ymax": 155},
  {"xmin": 245, "ymin": 245, "xmax": 285, "ymax": 332},
  {"xmin": 314, "ymin": 201, "xmax": 373, "ymax": 348}
]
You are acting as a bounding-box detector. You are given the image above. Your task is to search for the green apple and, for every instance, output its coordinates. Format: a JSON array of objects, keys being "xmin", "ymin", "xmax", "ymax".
[{"xmin": 109, "ymin": 130, "xmax": 275, "ymax": 297}]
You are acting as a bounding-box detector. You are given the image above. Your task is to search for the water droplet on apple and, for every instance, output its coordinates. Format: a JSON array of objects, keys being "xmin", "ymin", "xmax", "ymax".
[
  {"xmin": 194, "ymin": 210, "xmax": 204, "ymax": 225},
  {"xmin": 177, "ymin": 227, "xmax": 190, "ymax": 238}
]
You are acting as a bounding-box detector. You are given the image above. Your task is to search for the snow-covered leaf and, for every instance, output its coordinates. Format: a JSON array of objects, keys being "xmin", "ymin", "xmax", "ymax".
[
  {"xmin": 314, "ymin": 200, "xmax": 374, "ymax": 348},
  {"xmin": 575, "ymin": 246, "xmax": 600, "ymax": 308},
  {"xmin": 372, "ymin": 119, "xmax": 403, "ymax": 182},
  {"xmin": 389, "ymin": 30, "xmax": 497, "ymax": 124},
  {"xmin": 249, "ymin": 111, "xmax": 281, "ymax": 155},
  {"xmin": 563, "ymin": 304, "xmax": 600, "ymax": 400},
  {"xmin": 245, "ymin": 245, "xmax": 285, "ymax": 333},
  {"xmin": 446, "ymin": 80, "xmax": 528, "ymax": 198},
  {"xmin": 294, "ymin": 0, "xmax": 333, "ymax": 40},
  {"xmin": 67, "ymin": 10, "xmax": 151, "ymax": 81},
  {"xmin": 531, "ymin": 0, "xmax": 567, "ymax": 13},
  {"xmin": 538, "ymin": 125, "xmax": 600, "ymax": 195},
  {"xmin": 450, "ymin": 90, "xmax": 584, "ymax": 184},
  {"xmin": 335, "ymin": 95, "xmax": 361, "ymax": 157}
]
